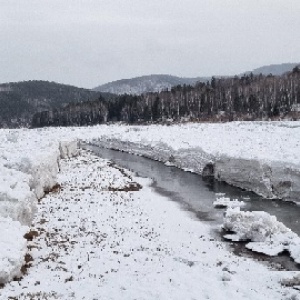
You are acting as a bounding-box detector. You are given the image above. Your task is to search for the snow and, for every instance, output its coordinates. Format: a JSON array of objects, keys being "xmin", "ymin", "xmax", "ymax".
[
  {"xmin": 86, "ymin": 122, "xmax": 300, "ymax": 202},
  {"xmin": 0, "ymin": 130, "xmax": 78, "ymax": 284},
  {"xmin": 0, "ymin": 122, "xmax": 300, "ymax": 298},
  {"xmin": 2, "ymin": 122, "xmax": 295, "ymax": 203},
  {"xmin": 0, "ymin": 149, "xmax": 297, "ymax": 299},
  {"xmin": 223, "ymin": 207, "xmax": 300, "ymax": 263},
  {"xmin": 213, "ymin": 197, "xmax": 246, "ymax": 208},
  {"xmin": 0, "ymin": 217, "xmax": 28, "ymax": 284}
]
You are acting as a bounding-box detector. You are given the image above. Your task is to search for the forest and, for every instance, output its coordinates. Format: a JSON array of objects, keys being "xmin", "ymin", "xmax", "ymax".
[
  {"xmin": 32, "ymin": 67, "xmax": 300, "ymax": 127},
  {"xmin": 0, "ymin": 80, "xmax": 113, "ymax": 128}
]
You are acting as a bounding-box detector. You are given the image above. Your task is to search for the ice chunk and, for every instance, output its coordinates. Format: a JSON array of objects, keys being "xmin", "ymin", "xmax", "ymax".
[
  {"xmin": 223, "ymin": 207, "xmax": 300, "ymax": 262},
  {"xmin": 213, "ymin": 197, "xmax": 246, "ymax": 208},
  {"xmin": 0, "ymin": 217, "xmax": 28, "ymax": 284},
  {"xmin": 59, "ymin": 140, "xmax": 79, "ymax": 159}
]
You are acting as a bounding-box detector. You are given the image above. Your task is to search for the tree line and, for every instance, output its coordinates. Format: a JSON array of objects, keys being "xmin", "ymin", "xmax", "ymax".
[
  {"xmin": 32, "ymin": 67, "xmax": 300, "ymax": 127},
  {"xmin": 0, "ymin": 80, "xmax": 114, "ymax": 128}
]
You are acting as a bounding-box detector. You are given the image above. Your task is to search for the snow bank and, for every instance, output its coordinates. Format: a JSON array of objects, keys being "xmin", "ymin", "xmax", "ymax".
[
  {"xmin": 4, "ymin": 122, "xmax": 295, "ymax": 203},
  {"xmin": 0, "ymin": 218, "xmax": 28, "ymax": 284},
  {"xmin": 0, "ymin": 166, "xmax": 35, "ymax": 225},
  {"xmin": 87, "ymin": 122, "xmax": 300, "ymax": 203},
  {"xmin": 223, "ymin": 207, "xmax": 300, "ymax": 263},
  {"xmin": 0, "ymin": 129, "xmax": 79, "ymax": 285},
  {"xmin": 59, "ymin": 140, "xmax": 78, "ymax": 159},
  {"xmin": 92, "ymin": 137, "xmax": 300, "ymax": 201}
]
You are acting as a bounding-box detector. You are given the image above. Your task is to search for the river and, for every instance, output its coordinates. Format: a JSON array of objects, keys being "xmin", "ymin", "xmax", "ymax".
[{"xmin": 84, "ymin": 144, "xmax": 300, "ymax": 270}]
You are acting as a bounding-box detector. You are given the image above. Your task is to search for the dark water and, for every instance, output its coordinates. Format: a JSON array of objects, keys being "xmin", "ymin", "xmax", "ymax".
[{"xmin": 84, "ymin": 144, "xmax": 300, "ymax": 270}]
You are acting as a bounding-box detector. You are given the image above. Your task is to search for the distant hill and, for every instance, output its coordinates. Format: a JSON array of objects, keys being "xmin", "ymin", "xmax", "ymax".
[
  {"xmin": 3, "ymin": 62, "xmax": 300, "ymax": 128},
  {"xmin": 246, "ymin": 63, "xmax": 300, "ymax": 76},
  {"xmin": 33, "ymin": 68, "xmax": 300, "ymax": 128},
  {"xmin": 93, "ymin": 63, "xmax": 300, "ymax": 96},
  {"xmin": 93, "ymin": 74, "xmax": 210, "ymax": 95},
  {"xmin": 0, "ymin": 80, "xmax": 114, "ymax": 128}
]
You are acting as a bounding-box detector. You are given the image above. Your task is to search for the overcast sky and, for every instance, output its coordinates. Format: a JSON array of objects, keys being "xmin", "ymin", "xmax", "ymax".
[{"xmin": 0, "ymin": 0, "xmax": 299, "ymax": 88}]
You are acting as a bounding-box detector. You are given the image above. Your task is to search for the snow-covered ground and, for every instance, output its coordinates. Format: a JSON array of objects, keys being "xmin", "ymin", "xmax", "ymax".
[
  {"xmin": 0, "ymin": 122, "xmax": 300, "ymax": 298},
  {"xmin": 1, "ymin": 149, "xmax": 299, "ymax": 299}
]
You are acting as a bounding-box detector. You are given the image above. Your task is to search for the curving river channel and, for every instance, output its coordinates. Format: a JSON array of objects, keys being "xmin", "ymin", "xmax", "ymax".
[{"xmin": 84, "ymin": 144, "xmax": 300, "ymax": 270}]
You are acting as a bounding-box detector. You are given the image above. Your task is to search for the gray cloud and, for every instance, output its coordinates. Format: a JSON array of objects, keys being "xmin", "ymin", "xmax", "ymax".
[{"xmin": 1, "ymin": 0, "xmax": 299, "ymax": 88}]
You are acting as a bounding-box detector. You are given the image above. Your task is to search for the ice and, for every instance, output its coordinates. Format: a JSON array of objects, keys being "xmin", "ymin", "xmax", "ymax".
[
  {"xmin": 88, "ymin": 122, "xmax": 300, "ymax": 202},
  {"xmin": 59, "ymin": 140, "xmax": 78, "ymax": 159},
  {"xmin": 0, "ymin": 130, "xmax": 78, "ymax": 284},
  {"xmin": 0, "ymin": 166, "xmax": 35, "ymax": 224},
  {"xmin": 223, "ymin": 207, "xmax": 300, "ymax": 263},
  {"xmin": 213, "ymin": 197, "xmax": 246, "ymax": 208},
  {"xmin": 0, "ymin": 217, "xmax": 28, "ymax": 284}
]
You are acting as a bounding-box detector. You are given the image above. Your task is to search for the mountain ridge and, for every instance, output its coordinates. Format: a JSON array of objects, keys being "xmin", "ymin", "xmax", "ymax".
[
  {"xmin": 249, "ymin": 62, "xmax": 300, "ymax": 76},
  {"xmin": 93, "ymin": 63, "xmax": 300, "ymax": 95},
  {"xmin": 93, "ymin": 74, "xmax": 210, "ymax": 95},
  {"xmin": 32, "ymin": 67, "xmax": 300, "ymax": 128},
  {"xmin": 0, "ymin": 80, "xmax": 114, "ymax": 128}
]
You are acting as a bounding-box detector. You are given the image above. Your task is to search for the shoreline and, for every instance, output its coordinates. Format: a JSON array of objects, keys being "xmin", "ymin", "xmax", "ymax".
[{"xmin": 88, "ymin": 125, "xmax": 300, "ymax": 203}]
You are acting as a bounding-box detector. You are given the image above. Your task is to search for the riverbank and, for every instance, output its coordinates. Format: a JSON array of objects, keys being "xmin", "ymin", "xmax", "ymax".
[
  {"xmin": 1, "ymin": 122, "xmax": 300, "ymax": 290},
  {"xmin": 88, "ymin": 122, "xmax": 300, "ymax": 202},
  {"xmin": 1, "ymin": 149, "xmax": 298, "ymax": 299}
]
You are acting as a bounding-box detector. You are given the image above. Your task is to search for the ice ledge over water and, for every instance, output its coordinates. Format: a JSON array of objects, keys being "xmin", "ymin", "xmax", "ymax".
[
  {"xmin": 91, "ymin": 137, "xmax": 300, "ymax": 203},
  {"xmin": 215, "ymin": 157, "xmax": 300, "ymax": 201}
]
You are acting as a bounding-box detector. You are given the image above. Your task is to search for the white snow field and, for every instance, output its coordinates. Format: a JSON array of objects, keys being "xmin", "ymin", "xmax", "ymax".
[{"xmin": 0, "ymin": 121, "xmax": 300, "ymax": 298}]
